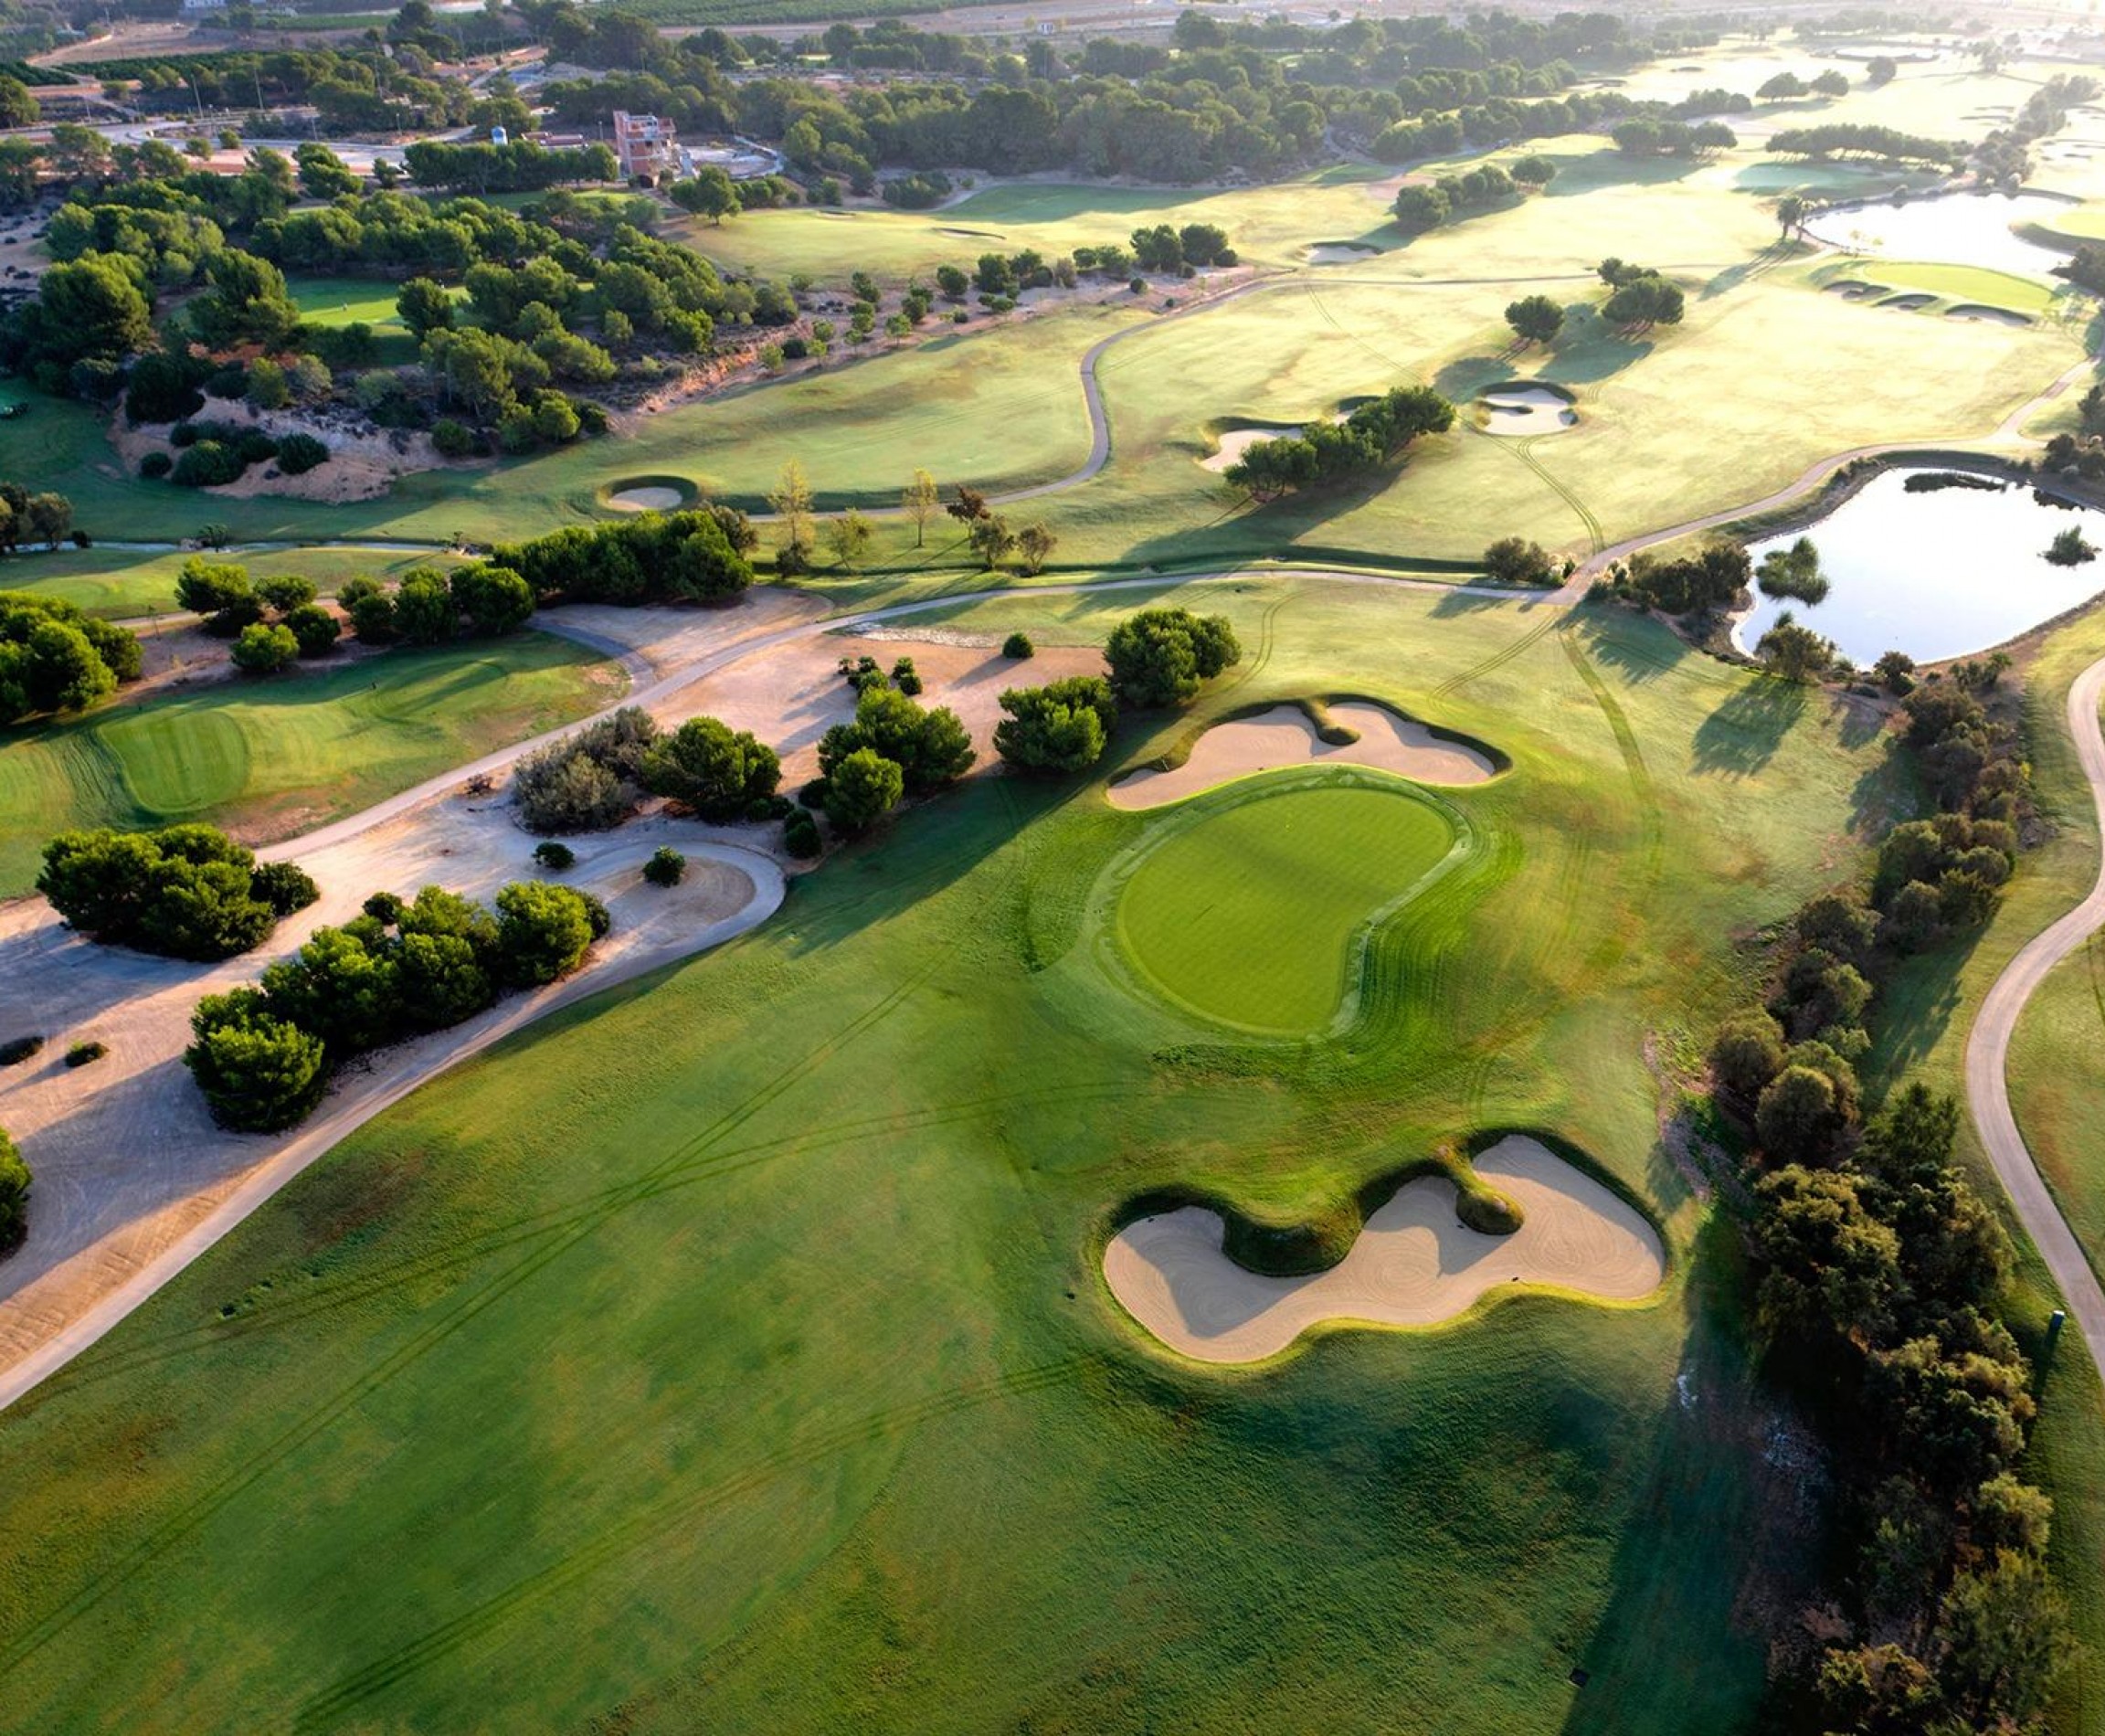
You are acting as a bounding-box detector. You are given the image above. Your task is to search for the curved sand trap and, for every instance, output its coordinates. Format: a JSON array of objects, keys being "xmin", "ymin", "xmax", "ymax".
[
  {"xmin": 1478, "ymin": 384, "xmax": 1577, "ymax": 437},
  {"xmin": 1948, "ymin": 303, "xmax": 2033, "ymax": 326},
  {"xmin": 1105, "ymin": 1136, "xmax": 1666, "ymax": 1362},
  {"xmin": 1107, "ymin": 702, "xmax": 1497, "ymax": 810},
  {"xmin": 608, "ymin": 486, "xmax": 685, "ymax": 512},
  {"xmin": 1877, "ymin": 292, "xmax": 1935, "ymax": 312},
  {"xmin": 1306, "ymin": 241, "xmax": 1381, "ymax": 265},
  {"xmin": 1200, "ymin": 424, "xmax": 1303, "ymax": 472},
  {"xmin": 1824, "ymin": 279, "xmax": 1888, "ymax": 300}
]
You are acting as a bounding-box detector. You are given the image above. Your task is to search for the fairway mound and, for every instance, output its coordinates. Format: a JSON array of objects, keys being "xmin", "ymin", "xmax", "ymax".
[
  {"xmin": 1200, "ymin": 423, "xmax": 1303, "ymax": 472},
  {"xmin": 1306, "ymin": 241, "xmax": 1383, "ymax": 265},
  {"xmin": 604, "ymin": 476, "xmax": 697, "ymax": 513},
  {"xmin": 1948, "ymin": 303, "xmax": 2033, "ymax": 326},
  {"xmin": 1476, "ymin": 383, "xmax": 1577, "ymax": 437},
  {"xmin": 1108, "ymin": 701, "xmax": 1498, "ymax": 809},
  {"xmin": 1103, "ymin": 1135, "xmax": 1666, "ymax": 1363}
]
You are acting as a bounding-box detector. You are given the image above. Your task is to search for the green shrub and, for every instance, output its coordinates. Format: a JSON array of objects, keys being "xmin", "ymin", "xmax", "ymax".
[
  {"xmin": 275, "ymin": 432, "xmax": 328, "ymax": 474},
  {"xmin": 533, "ymin": 840, "xmax": 576, "ymax": 872},
  {"xmin": 139, "ymin": 450, "xmax": 172, "ymax": 479},
  {"xmin": 995, "ymin": 675, "xmax": 1118, "ymax": 773},
  {"xmin": 822, "ymin": 747, "xmax": 904, "ymax": 834},
  {"xmin": 784, "ymin": 809, "xmax": 821, "ymax": 859},
  {"xmin": 0, "ymin": 1035, "xmax": 42, "ymax": 1067},
  {"xmin": 1002, "ymin": 631, "xmax": 1034, "ymax": 660},
  {"xmin": 63, "ymin": 1040, "xmax": 106, "ymax": 1068},
  {"xmin": 1105, "ymin": 608, "xmax": 1242, "ymax": 707},
  {"xmin": 250, "ymin": 860, "xmax": 320, "ymax": 916},
  {"xmin": 236, "ymin": 429, "xmax": 279, "ymax": 464},
  {"xmin": 229, "ymin": 621, "xmax": 299, "ymax": 674},
  {"xmin": 184, "ymin": 992, "xmax": 329, "ymax": 1131},
  {"xmin": 0, "ymin": 1127, "xmax": 26, "ymax": 1252},
  {"xmin": 494, "ymin": 880, "xmax": 598, "ymax": 986},
  {"xmin": 283, "ymin": 602, "xmax": 340, "ymax": 657},
  {"xmin": 643, "ymin": 845, "xmax": 685, "ymax": 886},
  {"xmin": 432, "ymin": 418, "xmax": 477, "ymax": 459},
  {"xmin": 37, "ymin": 824, "xmax": 310, "ymax": 960},
  {"xmin": 171, "ymin": 439, "xmax": 246, "ymax": 488},
  {"xmin": 513, "ymin": 707, "xmax": 659, "ymax": 833},
  {"xmin": 640, "ymin": 715, "xmax": 781, "ymax": 820}
]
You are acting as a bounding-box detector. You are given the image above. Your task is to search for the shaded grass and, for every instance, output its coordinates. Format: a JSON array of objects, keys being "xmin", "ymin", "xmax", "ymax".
[{"xmin": 0, "ymin": 633, "xmax": 621, "ymax": 894}]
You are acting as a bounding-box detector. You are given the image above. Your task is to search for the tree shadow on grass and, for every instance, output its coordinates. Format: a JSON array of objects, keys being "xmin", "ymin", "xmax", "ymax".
[
  {"xmin": 1691, "ymin": 679, "xmax": 1809, "ymax": 778},
  {"xmin": 1699, "ymin": 243, "xmax": 1793, "ymax": 301},
  {"xmin": 1864, "ymin": 939, "xmax": 1971, "ymax": 1085},
  {"xmin": 1572, "ymin": 609, "xmax": 1691, "ymax": 685},
  {"xmin": 1540, "ymin": 318, "xmax": 1655, "ymax": 385},
  {"xmin": 1558, "ymin": 1215, "xmax": 1821, "ymax": 1736}
]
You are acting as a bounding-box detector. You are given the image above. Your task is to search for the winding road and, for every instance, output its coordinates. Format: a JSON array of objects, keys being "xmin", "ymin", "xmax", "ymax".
[{"xmin": 1966, "ymin": 657, "xmax": 2105, "ymax": 1373}]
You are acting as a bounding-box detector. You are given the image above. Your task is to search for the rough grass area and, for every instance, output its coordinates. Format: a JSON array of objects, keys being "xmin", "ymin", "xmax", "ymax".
[
  {"xmin": 0, "ymin": 633, "xmax": 620, "ymax": 894},
  {"xmin": 0, "ymin": 581, "xmax": 1927, "ymax": 1733},
  {"xmin": 1114, "ymin": 776, "xmax": 1457, "ymax": 1034}
]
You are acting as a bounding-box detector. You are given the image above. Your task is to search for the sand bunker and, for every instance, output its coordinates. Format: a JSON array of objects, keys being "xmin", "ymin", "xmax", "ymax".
[
  {"xmin": 608, "ymin": 486, "xmax": 686, "ymax": 512},
  {"xmin": 1107, "ymin": 701, "xmax": 1497, "ymax": 810},
  {"xmin": 1306, "ymin": 242, "xmax": 1382, "ymax": 265},
  {"xmin": 1948, "ymin": 303, "xmax": 2033, "ymax": 326},
  {"xmin": 1478, "ymin": 384, "xmax": 1577, "ymax": 437},
  {"xmin": 1200, "ymin": 424, "xmax": 1303, "ymax": 472},
  {"xmin": 1878, "ymin": 292, "xmax": 1935, "ymax": 312},
  {"xmin": 1824, "ymin": 280, "xmax": 1888, "ymax": 300},
  {"xmin": 1104, "ymin": 1136, "xmax": 1666, "ymax": 1362}
]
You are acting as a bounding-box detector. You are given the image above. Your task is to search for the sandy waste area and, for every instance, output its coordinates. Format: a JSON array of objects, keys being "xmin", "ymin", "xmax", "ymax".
[
  {"xmin": 1103, "ymin": 1136, "xmax": 1666, "ymax": 1362},
  {"xmin": 1107, "ymin": 701, "xmax": 1496, "ymax": 810}
]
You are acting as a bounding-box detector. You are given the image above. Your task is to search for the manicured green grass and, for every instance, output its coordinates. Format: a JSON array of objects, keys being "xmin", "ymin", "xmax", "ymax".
[
  {"xmin": 0, "ymin": 581, "xmax": 1926, "ymax": 1733},
  {"xmin": 285, "ymin": 276, "xmax": 430, "ymax": 328},
  {"xmin": 2034, "ymin": 205, "xmax": 2105, "ymax": 244},
  {"xmin": 2009, "ymin": 930, "xmax": 2105, "ymax": 1261},
  {"xmin": 0, "ymin": 633, "xmax": 621, "ymax": 894},
  {"xmin": 1115, "ymin": 777, "xmax": 1457, "ymax": 1034},
  {"xmin": 1871, "ymin": 260, "xmax": 2058, "ymax": 316}
]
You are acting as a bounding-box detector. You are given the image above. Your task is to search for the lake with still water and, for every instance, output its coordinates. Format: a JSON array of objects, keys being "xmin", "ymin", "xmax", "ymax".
[{"xmin": 1731, "ymin": 469, "xmax": 2105, "ymax": 665}]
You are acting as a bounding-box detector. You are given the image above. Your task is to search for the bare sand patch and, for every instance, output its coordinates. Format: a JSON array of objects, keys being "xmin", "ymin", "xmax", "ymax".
[
  {"xmin": 1107, "ymin": 701, "xmax": 1496, "ymax": 810},
  {"xmin": 1478, "ymin": 385, "xmax": 1577, "ymax": 437},
  {"xmin": 1823, "ymin": 279, "xmax": 1888, "ymax": 300},
  {"xmin": 608, "ymin": 486, "xmax": 686, "ymax": 512},
  {"xmin": 1306, "ymin": 242, "xmax": 1382, "ymax": 266},
  {"xmin": 1103, "ymin": 1136, "xmax": 1666, "ymax": 1362},
  {"xmin": 1878, "ymin": 292, "xmax": 1935, "ymax": 312},
  {"xmin": 1199, "ymin": 423, "xmax": 1301, "ymax": 472}
]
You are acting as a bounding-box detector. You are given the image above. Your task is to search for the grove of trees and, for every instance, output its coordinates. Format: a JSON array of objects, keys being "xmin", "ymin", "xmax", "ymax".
[
  {"xmin": 38, "ymin": 824, "xmax": 318, "ymax": 961},
  {"xmin": 1103, "ymin": 608, "xmax": 1241, "ymax": 707},
  {"xmin": 0, "ymin": 588, "xmax": 140, "ymax": 723},
  {"xmin": 1223, "ymin": 385, "xmax": 1455, "ymax": 499}
]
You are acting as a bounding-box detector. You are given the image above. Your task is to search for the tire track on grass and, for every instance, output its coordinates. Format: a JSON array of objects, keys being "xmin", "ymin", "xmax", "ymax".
[
  {"xmin": 1558, "ymin": 625, "xmax": 1665, "ymax": 979},
  {"xmin": 1431, "ymin": 608, "xmax": 1561, "ymax": 700},
  {"xmin": 0, "ymin": 956, "xmax": 953, "ymax": 1683},
  {"xmin": 1505, "ymin": 431, "xmax": 1604, "ymax": 555},
  {"xmin": 291, "ymin": 1356, "xmax": 1100, "ymax": 1728}
]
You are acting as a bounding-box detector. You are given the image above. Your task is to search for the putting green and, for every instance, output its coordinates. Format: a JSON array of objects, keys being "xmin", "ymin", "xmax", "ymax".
[
  {"xmin": 1871, "ymin": 261, "xmax": 2057, "ymax": 315},
  {"xmin": 1115, "ymin": 778, "xmax": 1457, "ymax": 1034}
]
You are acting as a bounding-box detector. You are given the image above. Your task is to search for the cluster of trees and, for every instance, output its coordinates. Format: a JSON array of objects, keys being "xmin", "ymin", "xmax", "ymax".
[
  {"xmin": 143, "ymin": 414, "xmax": 328, "ymax": 490},
  {"xmin": 1505, "ymin": 292, "xmax": 1565, "ymax": 346},
  {"xmin": 1767, "ymin": 123, "xmax": 1962, "ymax": 167},
  {"xmin": 1708, "ymin": 792, "xmax": 2062, "ymax": 1728},
  {"xmin": 811, "ymin": 685, "xmax": 975, "ymax": 833},
  {"xmin": 0, "ymin": 590, "xmax": 140, "ymax": 723},
  {"xmin": 185, "ymin": 880, "xmax": 609, "ymax": 1132},
  {"xmin": 0, "ymin": 484, "xmax": 73, "ymax": 554},
  {"xmin": 38, "ymin": 824, "xmax": 318, "ymax": 961},
  {"xmin": 2051, "ymin": 242, "xmax": 2105, "ymax": 299},
  {"xmin": 493, "ymin": 510, "xmax": 754, "ymax": 608},
  {"xmin": 1977, "ymin": 74, "xmax": 2099, "ymax": 192},
  {"xmin": 1595, "ymin": 258, "xmax": 1686, "ymax": 330},
  {"xmin": 514, "ymin": 707, "xmax": 663, "ymax": 833},
  {"xmin": 1391, "ymin": 159, "xmax": 1553, "ymax": 235},
  {"xmin": 1481, "ymin": 537, "xmax": 1560, "ymax": 587},
  {"xmin": 1607, "ymin": 538, "xmax": 1751, "ymax": 615},
  {"xmin": 1222, "ymin": 385, "xmax": 1455, "ymax": 500},
  {"xmin": 1754, "ymin": 68, "xmax": 1852, "ymax": 101},
  {"xmin": 2041, "ymin": 429, "xmax": 2105, "ymax": 482},
  {"xmin": 929, "ymin": 482, "xmax": 1057, "ymax": 575},
  {"xmin": 1756, "ymin": 539, "xmax": 1831, "ymax": 605},
  {"xmin": 1607, "ymin": 116, "xmax": 1737, "ymax": 159},
  {"xmin": 402, "ymin": 141, "xmax": 620, "ymax": 195}
]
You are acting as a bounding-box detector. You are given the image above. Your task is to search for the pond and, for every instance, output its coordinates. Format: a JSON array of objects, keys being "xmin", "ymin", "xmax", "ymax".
[
  {"xmin": 1731, "ymin": 469, "xmax": 2105, "ymax": 666},
  {"xmin": 1801, "ymin": 190, "xmax": 2073, "ymax": 278}
]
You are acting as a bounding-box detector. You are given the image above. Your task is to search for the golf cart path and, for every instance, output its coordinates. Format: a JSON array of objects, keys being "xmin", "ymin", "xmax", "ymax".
[{"xmin": 1965, "ymin": 654, "xmax": 2105, "ymax": 1375}]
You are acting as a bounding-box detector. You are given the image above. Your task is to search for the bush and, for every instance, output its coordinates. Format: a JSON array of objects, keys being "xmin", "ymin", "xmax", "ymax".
[
  {"xmin": 140, "ymin": 450, "xmax": 172, "ymax": 479},
  {"xmin": 275, "ymin": 432, "xmax": 328, "ymax": 475},
  {"xmin": 64, "ymin": 1040, "xmax": 106, "ymax": 1067},
  {"xmin": 0, "ymin": 1035, "xmax": 42, "ymax": 1066},
  {"xmin": 494, "ymin": 881, "xmax": 598, "ymax": 986},
  {"xmin": 0, "ymin": 591, "xmax": 141, "ymax": 721},
  {"xmin": 185, "ymin": 992, "xmax": 330, "ymax": 1131},
  {"xmin": 250, "ymin": 860, "xmax": 321, "ymax": 916},
  {"xmin": 643, "ymin": 845, "xmax": 685, "ymax": 886},
  {"xmin": 783, "ymin": 808, "xmax": 822, "ymax": 859},
  {"xmin": 432, "ymin": 418, "xmax": 477, "ymax": 459},
  {"xmin": 0, "ymin": 1127, "xmax": 26, "ymax": 1252},
  {"xmin": 229, "ymin": 622, "xmax": 299, "ymax": 674},
  {"xmin": 1002, "ymin": 631, "xmax": 1035, "ymax": 660},
  {"xmin": 513, "ymin": 707, "xmax": 659, "ymax": 833},
  {"xmin": 171, "ymin": 440, "xmax": 247, "ymax": 488},
  {"xmin": 37, "ymin": 824, "xmax": 311, "ymax": 960},
  {"xmin": 283, "ymin": 603, "xmax": 340, "ymax": 657},
  {"xmin": 533, "ymin": 840, "xmax": 576, "ymax": 872},
  {"xmin": 823, "ymin": 747, "xmax": 904, "ymax": 834},
  {"xmin": 640, "ymin": 715, "xmax": 781, "ymax": 820},
  {"xmin": 818, "ymin": 686, "xmax": 975, "ymax": 795},
  {"xmin": 1482, "ymin": 536, "xmax": 1557, "ymax": 587},
  {"xmin": 1105, "ymin": 608, "xmax": 1242, "ymax": 707},
  {"xmin": 995, "ymin": 675, "xmax": 1119, "ymax": 772}
]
